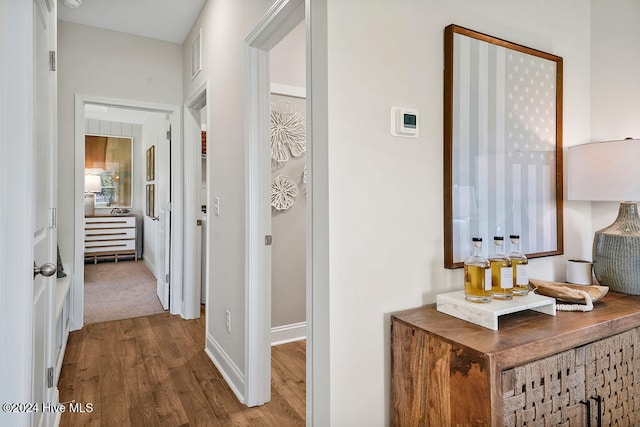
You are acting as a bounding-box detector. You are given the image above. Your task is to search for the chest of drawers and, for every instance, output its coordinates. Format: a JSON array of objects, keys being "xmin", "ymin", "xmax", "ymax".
[
  {"xmin": 391, "ymin": 292, "xmax": 640, "ymax": 426},
  {"xmin": 84, "ymin": 215, "xmax": 137, "ymax": 263}
]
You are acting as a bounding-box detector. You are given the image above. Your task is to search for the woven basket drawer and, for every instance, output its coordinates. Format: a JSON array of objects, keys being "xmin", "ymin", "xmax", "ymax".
[
  {"xmin": 584, "ymin": 327, "xmax": 640, "ymax": 426},
  {"xmin": 502, "ymin": 346, "xmax": 587, "ymax": 426},
  {"xmin": 502, "ymin": 327, "xmax": 640, "ymax": 426}
]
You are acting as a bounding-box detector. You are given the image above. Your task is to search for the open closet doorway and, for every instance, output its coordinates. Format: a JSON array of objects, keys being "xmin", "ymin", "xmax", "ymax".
[{"xmin": 72, "ymin": 95, "xmax": 182, "ymax": 330}]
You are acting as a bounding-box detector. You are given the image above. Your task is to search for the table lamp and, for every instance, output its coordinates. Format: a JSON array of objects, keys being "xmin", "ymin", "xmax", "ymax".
[
  {"xmin": 567, "ymin": 138, "xmax": 640, "ymax": 294},
  {"xmin": 84, "ymin": 173, "xmax": 102, "ymax": 216}
]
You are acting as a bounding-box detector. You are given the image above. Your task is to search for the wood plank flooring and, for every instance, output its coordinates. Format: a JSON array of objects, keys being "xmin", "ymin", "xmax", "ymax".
[{"xmin": 57, "ymin": 309, "xmax": 305, "ymax": 426}]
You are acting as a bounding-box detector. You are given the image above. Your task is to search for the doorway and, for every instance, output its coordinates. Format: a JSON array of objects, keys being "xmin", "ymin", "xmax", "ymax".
[
  {"xmin": 184, "ymin": 81, "xmax": 209, "ymax": 320},
  {"xmin": 244, "ymin": 0, "xmax": 306, "ymax": 408},
  {"xmin": 268, "ymin": 22, "xmax": 307, "ymax": 349},
  {"xmin": 81, "ymin": 106, "xmax": 168, "ymax": 323},
  {"xmin": 72, "ymin": 94, "xmax": 182, "ymax": 331}
]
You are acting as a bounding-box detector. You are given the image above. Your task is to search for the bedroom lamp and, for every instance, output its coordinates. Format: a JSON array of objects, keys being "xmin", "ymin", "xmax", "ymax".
[
  {"xmin": 567, "ymin": 138, "xmax": 640, "ymax": 294},
  {"xmin": 84, "ymin": 173, "xmax": 102, "ymax": 217}
]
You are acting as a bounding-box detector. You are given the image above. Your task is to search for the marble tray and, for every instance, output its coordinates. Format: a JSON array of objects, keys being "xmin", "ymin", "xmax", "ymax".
[{"xmin": 436, "ymin": 290, "xmax": 556, "ymax": 331}]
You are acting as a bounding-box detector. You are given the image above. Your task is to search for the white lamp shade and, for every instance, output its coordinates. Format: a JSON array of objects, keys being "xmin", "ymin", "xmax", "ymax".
[
  {"xmin": 85, "ymin": 174, "xmax": 102, "ymax": 193},
  {"xmin": 567, "ymin": 139, "xmax": 640, "ymax": 201}
]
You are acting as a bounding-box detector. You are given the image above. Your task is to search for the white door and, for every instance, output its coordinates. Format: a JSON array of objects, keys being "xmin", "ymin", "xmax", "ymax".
[
  {"xmin": 33, "ymin": 1, "xmax": 57, "ymax": 426},
  {"xmin": 0, "ymin": 1, "xmax": 56, "ymax": 425},
  {"xmin": 156, "ymin": 121, "xmax": 171, "ymax": 309}
]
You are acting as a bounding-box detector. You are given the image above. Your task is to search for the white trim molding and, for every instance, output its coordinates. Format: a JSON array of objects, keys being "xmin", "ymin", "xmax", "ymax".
[
  {"xmin": 270, "ymin": 82, "xmax": 306, "ymax": 99},
  {"xmin": 205, "ymin": 333, "xmax": 245, "ymax": 403},
  {"xmin": 271, "ymin": 322, "xmax": 306, "ymax": 346}
]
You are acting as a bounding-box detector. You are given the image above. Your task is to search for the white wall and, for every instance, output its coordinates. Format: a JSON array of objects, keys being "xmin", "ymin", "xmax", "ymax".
[
  {"xmin": 322, "ymin": 0, "xmax": 592, "ymax": 424},
  {"xmin": 270, "ymin": 20, "xmax": 305, "ymax": 87},
  {"xmin": 181, "ymin": 0, "xmax": 275, "ymax": 392},
  {"xmin": 589, "ymin": 0, "xmax": 640, "ymax": 239},
  {"xmin": 57, "ymin": 21, "xmax": 182, "ymax": 265}
]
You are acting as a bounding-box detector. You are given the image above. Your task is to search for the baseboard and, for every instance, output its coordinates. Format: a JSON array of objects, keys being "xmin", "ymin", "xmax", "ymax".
[
  {"xmin": 205, "ymin": 333, "xmax": 245, "ymax": 403},
  {"xmin": 143, "ymin": 255, "xmax": 156, "ymax": 278},
  {"xmin": 271, "ymin": 321, "xmax": 306, "ymax": 346}
]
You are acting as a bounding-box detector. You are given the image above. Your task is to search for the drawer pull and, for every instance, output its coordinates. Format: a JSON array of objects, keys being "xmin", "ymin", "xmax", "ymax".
[
  {"xmin": 580, "ymin": 400, "xmax": 591, "ymax": 427},
  {"xmin": 590, "ymin": 396, "xmax": 602, "ymax": 427}
]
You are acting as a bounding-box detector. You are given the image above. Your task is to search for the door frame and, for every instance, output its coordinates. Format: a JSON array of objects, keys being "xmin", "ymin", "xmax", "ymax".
[
  {"xmin": 72, "ymin": 94, "xmax": 183, "ymax": 330},
  {"xmin": 184, "ymin": 80, "xmax": 209, "ymax": 319},
  {"xmin": 244, "ymin": 0, "xmax": 306, "ymax": 407}
]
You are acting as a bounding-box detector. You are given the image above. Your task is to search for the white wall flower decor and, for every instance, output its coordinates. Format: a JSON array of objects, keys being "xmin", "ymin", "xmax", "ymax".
[
  {"xmin": 270, "ymin": 101, "xmax": 306, "ymax": 163},
  {"xmin": 271, "ymin": 175, "xmax": 298, "ymax": 211}
]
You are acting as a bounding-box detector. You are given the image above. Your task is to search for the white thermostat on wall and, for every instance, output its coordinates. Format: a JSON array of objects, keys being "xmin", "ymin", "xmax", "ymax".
[{"xmin": 390, "ymin": 107, "xmax": 418, "ymax": 138}]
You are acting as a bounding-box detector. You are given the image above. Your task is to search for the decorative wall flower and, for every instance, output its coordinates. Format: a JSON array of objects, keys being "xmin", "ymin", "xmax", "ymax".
[
  {"xmin": 271, "ymin": 175, "xmax": 298, "ymax": 211},
  {"xmin": 270, "ymin": 101, "xmax": 306, "ymax": 163}
]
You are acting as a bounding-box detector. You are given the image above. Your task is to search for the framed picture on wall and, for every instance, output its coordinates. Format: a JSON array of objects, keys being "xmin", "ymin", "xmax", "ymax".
[
  {"xmin": 146, "ymin": 145, "xmax": 155, "ymax": 181},
  {"xmin": 146, "ymin": 184, "xmax": 155, "ymax": 218},
  {"xmin": 443, "ymin": 24, "xmax": 564, "ymax": 268}
]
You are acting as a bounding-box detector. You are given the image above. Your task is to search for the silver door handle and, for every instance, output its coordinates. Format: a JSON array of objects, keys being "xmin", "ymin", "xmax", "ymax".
[{"xmin": 33, "ymin": 262, "xmax": 57, "ymax": 278}]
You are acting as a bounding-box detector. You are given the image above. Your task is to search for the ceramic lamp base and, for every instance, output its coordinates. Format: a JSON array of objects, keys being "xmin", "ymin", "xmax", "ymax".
[
  {"xmin": 592, "ymin": 202, "xmax": 640, "ymax": 295},
  {"xmin": 84, "ymin": 193, "xmax": 95, "ymax": 217}
]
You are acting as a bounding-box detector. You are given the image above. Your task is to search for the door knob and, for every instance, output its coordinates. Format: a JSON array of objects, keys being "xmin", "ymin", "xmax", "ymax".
[
  {"xmin": 33, "ymin": 262, "xmax": 57, "ymax": 278},
  {"xmin": 152, "ymin": 216, "xmax": 159, "ymax": 221}
]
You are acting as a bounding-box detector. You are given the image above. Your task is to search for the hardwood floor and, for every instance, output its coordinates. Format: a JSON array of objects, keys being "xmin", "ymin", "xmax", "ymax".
[{"xmin": 58, "ymin": 310, "xmax": 305, "ymax": 426}]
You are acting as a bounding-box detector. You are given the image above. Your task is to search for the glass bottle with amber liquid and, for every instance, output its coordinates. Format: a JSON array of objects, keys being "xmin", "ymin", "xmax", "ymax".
[
  {"xmin": 508, "ymin": 234, "xmax": 529, "ymax": 296},
  {"xmin": 489, "ymin": 236, "xmax": 513, "ymax": 300},
  {"xmin": 464, "ymin": 237, "xmax": 492, "ymax": 303}
]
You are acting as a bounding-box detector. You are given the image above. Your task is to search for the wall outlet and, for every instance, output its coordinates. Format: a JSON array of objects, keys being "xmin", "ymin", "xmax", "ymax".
[{"xmin": 225, "ymin": 309, "xmax": 231, "ymax": 333}]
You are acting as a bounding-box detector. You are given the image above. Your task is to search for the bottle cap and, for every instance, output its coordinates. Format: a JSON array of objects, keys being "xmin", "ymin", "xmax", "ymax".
[
  {"xmin": 510, "ymin": 234, "xmax": 519, "ymax": 239},
  {"xmin": 472, "ymin": 237, "xmax": 482, "ymax": 242},
  {"xmin": 493, "ymin": 236, "xmax": 504, "ymax": 241}
]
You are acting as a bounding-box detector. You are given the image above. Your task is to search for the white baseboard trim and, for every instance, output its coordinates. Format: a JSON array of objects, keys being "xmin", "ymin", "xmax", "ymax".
[
  {"xmin": 143, "ymin": 255, "xmax": 156, "ymax": 278},
  {"xmin": 271, "ymin": 321, "xmax": 306, "ymax": 346},
  {"xmin": 205, "ymin": 333, "xmax": 245, "ymax": 403}
]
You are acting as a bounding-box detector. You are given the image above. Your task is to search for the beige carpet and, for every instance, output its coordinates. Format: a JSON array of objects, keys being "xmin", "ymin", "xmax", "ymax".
[{"xmin": 84, "ymin": 260, "xmax": 165, "ymax": 324}]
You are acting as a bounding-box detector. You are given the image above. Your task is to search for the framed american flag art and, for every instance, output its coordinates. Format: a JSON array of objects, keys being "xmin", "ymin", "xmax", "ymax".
[{"xmin": 444, "ymin": 24, "xmax": 564, "ymax": 268}]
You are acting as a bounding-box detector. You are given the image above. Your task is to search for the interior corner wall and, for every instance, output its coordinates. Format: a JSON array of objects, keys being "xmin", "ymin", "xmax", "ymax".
[
  {"xmin": 589, "ymin": 0, "xmax": 640, "ymax": 235},
  {"xmin": 181, "ymin": 0, "xmax": 275, "ymax": 386},
  {"xmin": 56, "ymin": 21, "xmax": 182, "ymax": 267},
  {"xmin": 324, "ymin": 0, "xmax": 591, "ymax": 424},
  {"xmin": 269, "ymin": 20, "xmax": 306, "ymax": 330}
]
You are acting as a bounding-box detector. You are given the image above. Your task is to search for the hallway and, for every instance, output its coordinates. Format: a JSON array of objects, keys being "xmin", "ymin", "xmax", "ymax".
[{"xmin": 58, "ymin": 309, "xmax": 305, "ymax": 426}]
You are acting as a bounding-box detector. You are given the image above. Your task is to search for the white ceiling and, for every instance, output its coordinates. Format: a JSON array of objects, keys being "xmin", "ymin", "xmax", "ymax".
[{"xmin": 57, "ymin": 0, "xmax": 206, "ymax": 44}]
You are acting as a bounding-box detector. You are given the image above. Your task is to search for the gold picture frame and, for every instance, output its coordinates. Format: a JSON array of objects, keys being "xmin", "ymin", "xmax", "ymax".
[
  {"xmin": 146, "ymin": 184, "xmax": 155, "ymax": 218},
  {"xmin": 146, "ymin": 145, "xmax": 155, "ymax": 181}
]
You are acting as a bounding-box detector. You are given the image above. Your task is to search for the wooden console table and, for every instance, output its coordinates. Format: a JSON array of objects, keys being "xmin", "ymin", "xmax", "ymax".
[
  {"xmin": 391, "ymin": 292, "xmax": 640, "ymax": 426},
  {"xmin": 84, "ymin": 215, "xmax": 137, "ymax": 263}
]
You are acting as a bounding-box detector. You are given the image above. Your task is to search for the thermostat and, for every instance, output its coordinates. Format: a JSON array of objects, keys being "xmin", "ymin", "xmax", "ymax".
[{"xmin": 390, "ymin": 107, "xmax": 418, "ymax": 138}]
